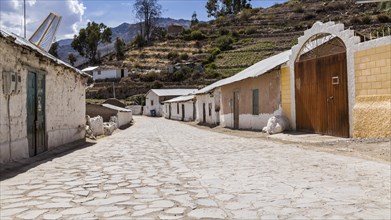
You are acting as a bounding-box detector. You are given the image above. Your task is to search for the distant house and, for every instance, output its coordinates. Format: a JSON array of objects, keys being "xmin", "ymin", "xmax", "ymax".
[
  {"xmin": 167, "ymin": 24, "xmax": 184, "ymax": 36},
  {"xmin": 144, "ymin": 89, "xmax": 198, "ymax": 117},
  {"xmin": 86, "ymin": 103, "xmax": 132, "ymax": 127},
  {"xmin": 0, "ymin": 29, "xmax": 90, "ymax": 163},
  {"xmin": 82, "ymin": 66, "xmax": 129, "ymax": 80},
  {"xmin": 163, "ymin": 95, "xmax": 196, "ymax": 121},
  {"xmin": 195, "ymin": 89, "xmax": 221, "ymax": 126}
]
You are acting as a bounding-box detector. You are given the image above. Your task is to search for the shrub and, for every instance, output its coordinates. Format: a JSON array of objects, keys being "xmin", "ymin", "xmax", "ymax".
[
  {"xmin": 204, "ymin": 68, "xmax": 220, "ymax": 79},
  {"xmin": 238, "ymin": 29, "xmax": 245, "ymax": 35},
  {"xmin": 304, "ymin": 13, "xmax": 316, "ymax": 20},
  {"xmin": 377, "ymin": 14, "xmax": 391, "ymax": 23},
  {"xmin": 171, "ymin": 66, "xmax": 193, "ymax": 82},
  {"xmin": 211, "ymin": 47, "xmax": 221, "ymax": 57},
  {"xmin": 132, "ymin": 34, "xmax": 147, "ymax": 48},
  {"xmin": 180, "ymin": 53, "xmax": 189, "ymax": 60},
  {"xmin": 294, "ymin": 6, "xmax": 304, "ymax": 13},
  {"xmin": 231, "ymin": 30, "xmax": 240, "ymax": 38},
  {"xmin": 239, "ymin": 8, "xmax": 252, "ymax": 21},
  {"xmin": 362, "ymin": 15, "xmax": 371, "ymax": 24},
  {"xmin": 216, "ymin": 35, "xmax": 234, "ymax": 51},
  {"xmin": 147, "ymin": 80, "xmax": 163, "ymax": 89},
  {"xmin": 139, "ymin": 71, "xmax": 160, "ymax": 82},
  {"xmin": 219, "ymin": 28, "xmax": 230, "ymax": 36},
  {"xmin": 350, "ymin": 17, "xmax": 362, "ymax": 25},
  {"xmin": 167, "ymin": 51, "xmax": 179, "ymax": 60},
  {"xmin": 245, "ymin": 27, "xmax": 257, "ymax": 35},
  {"xmin": 205, "ymin": 63, "xmax": 217, "ymax": 69},
  {"xmin": 190, "ymin": 30, "xmax": 207, "ymax": 40}
]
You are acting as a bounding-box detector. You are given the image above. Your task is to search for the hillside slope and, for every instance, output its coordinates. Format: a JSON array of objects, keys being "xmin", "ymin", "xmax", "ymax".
[{"xmin": 88, "ymin": 0, "xmax": 391, "ymax": 100}]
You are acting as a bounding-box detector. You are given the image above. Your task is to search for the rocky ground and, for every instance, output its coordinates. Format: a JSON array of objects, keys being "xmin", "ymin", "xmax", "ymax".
[{"xmin": 1, "ymin": 116, "xmax": 390, "ymax": 219}]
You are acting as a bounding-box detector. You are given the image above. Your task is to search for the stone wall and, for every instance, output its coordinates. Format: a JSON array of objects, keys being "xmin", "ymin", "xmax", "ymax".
[{"xmin": 0, "ymin": 37, "xmax": 87, "ymax": 163}]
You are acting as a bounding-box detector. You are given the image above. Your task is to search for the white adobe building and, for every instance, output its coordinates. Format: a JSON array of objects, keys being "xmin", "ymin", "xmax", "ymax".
[
  {"xmin": 163, "ymin": 95, "xmax": 196, "ymax": 121},
  {"xmin": 144, "ymin": 89, "xmax": 197, "ymax": 117},
  {"xmin": 195, "ymin": 89, "xmax": 221, "ymax": 126},
  {"xmin": 0, "ymin": 29, "xmax": 90, "ymax": 163},
  {"xmin": 82, "ymin": 66, "xmax": 129, "ymax": 80}
]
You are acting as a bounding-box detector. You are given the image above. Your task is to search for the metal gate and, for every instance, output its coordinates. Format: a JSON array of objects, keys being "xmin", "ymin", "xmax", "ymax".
[
  {"xmin": 27, "ymin": 72, "xmax": 46, "ymax": 157},
  {"xmin": 295, "ymin": 52, "xmax": 349, "ymax": 137}
]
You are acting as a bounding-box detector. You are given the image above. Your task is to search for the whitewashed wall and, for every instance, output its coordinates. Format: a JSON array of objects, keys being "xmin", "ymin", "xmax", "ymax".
[
  {"xmin": 0, "ymin": 37, "xmax": 87, "ymax": 163},
  {"xmin": 126, "ymin": 105, "xmax": 143, "ymax": 115},
  {"xmin": 92, "ymin": 69, "xmax": 129, "ymax": 80},
  {"xmin": 163, "ymin": 101, "xmax": 195, "ymax": 121},
  {"xmin": 195, "ymin": 89, "xmax": 221, "ymax": 125},
  {"xmin": 144, "ymin": 92, "xmax": 163, "ymax": 116},
  {"xmin": 117, "ymin": 111, "xmax": 133, "ymax": 127}
]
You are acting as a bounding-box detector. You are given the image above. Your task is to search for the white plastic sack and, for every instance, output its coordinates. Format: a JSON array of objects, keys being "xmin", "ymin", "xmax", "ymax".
[
  {"xmin": 103, "ymin": 122, "xmax": 117, "ymax": 135},
  {"xmin": 262, "ymin": 116, "xmax": 289, "ymax": 134},
  {"xmin": 89, "ymin": 116, "xmax": 104, "ymax": 136}
]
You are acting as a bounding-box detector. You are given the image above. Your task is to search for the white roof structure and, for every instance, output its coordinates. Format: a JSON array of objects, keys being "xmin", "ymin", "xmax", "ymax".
[
  {"xmin": 82, "ymin": 66, "xmax": 99, "ymax": 72},
  {"xmin": 102, "ymin": 104, "xmax": 132, "ymax": 112},
  {"xmin": 149, "ymin": 89, "xmax": 198, "ymax": 97},
  {"xmin": 196, "ymin": 50, "xmax": 291, "ymax": 94},
  {"xmin": 164, "ymin": 95, "xmax": 195, "ymax": 103},
  {"xmin": 0, "ymin": 29, "xmax": 90, "ymax": 78}
]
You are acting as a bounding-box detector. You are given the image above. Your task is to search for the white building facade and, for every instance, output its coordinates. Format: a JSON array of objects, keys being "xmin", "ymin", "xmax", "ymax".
[
  {"xmin": 0, "ymin": 29, "xmax": 90, "ymax": 163},
  {"xmin": 144, "ymin": 89, "xmax": 197, "ymax": 117},
  {"xmin": 82, "ymin": 66, "xmax": 129, "ymax": 80},
  {"xmin": 163, "ymin": 95, "xmax": 196, "ymax": 121},
  {"xmin": 195, "ymin": 88, "xmax": 221, "ymax": 126}
]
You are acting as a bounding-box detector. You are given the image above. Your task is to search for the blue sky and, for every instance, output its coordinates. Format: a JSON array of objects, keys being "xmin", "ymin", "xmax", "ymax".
[{"xmin": 0, "ymin": 0, "xmax": 287, "ymax": 40}]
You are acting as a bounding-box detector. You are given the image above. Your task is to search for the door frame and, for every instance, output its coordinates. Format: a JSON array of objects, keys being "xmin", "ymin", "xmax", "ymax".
[
  {"xmin": 181, "ymin": 104, "xmax": 185, "ymax": 121},
  {"xmin": 202, "ymin": 103, "xmax": 206, "ymax": 123},
  {"xmin": 27, "ymin": 70, "xmax": 47, "ymax": 157}
]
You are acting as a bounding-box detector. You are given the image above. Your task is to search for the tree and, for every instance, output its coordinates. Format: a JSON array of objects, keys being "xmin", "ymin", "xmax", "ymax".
[
  {"xmin": 115, "ymin": 37, "xmax": 126, "ymax": 60},
  {"xmin": 206, "ymin": 0, "xmax": 251, "ymax": 18},
  {"xmin": 49, "ymin": 42, "xmax": 59, "ymax": 58},
  {"xmin": 101, "ymin": 27, "xmax": 112, "ymax": 55},
  {"xmin": 68, "ymin": 53, "xmax": 77, "ymax": 66},
  {"xmin": 71, "ymin": 21, "xmax": 112, "ymax": 64},
  {"xmin": 133, "ymin": 0, "xmax": 162, "ymax": 42},
  {"xmin": 191, "ymin": 11, "xmax": 199, "ymax": 27}
]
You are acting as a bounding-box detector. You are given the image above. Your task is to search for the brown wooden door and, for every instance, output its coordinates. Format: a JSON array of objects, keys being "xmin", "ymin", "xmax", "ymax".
[
  {"xmin": 295, "ymin": 52, "xmax": 349, "ymax": 137},
  {"xmin": 233, "ymin": 91, "xmax": 240, "ymax": 129},
  {"xmin": 203, "ymin": 103, "xmax": 206, "ymax": 123},
  {"xmin": 181, "ymin": 104, "xmax": 185, "ymax": 121}
]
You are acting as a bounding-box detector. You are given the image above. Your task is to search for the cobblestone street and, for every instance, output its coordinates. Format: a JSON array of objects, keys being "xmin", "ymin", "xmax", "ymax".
[{"xmin": 1, "ymin": 116, "xmax": 390, "ymax": 219}]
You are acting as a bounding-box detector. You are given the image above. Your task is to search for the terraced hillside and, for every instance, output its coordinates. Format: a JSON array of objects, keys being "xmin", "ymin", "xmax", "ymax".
[{"xmin": 88, "ymin": 0, "xmax": 391, "ymax": 100}]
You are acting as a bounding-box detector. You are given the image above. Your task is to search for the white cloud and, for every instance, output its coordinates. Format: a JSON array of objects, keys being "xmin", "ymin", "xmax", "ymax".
[{"xmin": 1, "ymin": 0, "xmax": 86, "ymax": 40}]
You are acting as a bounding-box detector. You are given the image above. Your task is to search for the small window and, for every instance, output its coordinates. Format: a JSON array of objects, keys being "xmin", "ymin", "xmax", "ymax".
[
  {"xmin": 252, "ymin": 89, "xmax": 259, "ymax": 115},
  {"xmin": 151, "ymin": 100, "xmax": 154, "ymax": 106},
  {"xmin": 208, "ymin": 103, "xmax": 212, "ymax": 116},
  {"xmin": 97, "ymin": 70, "xmax": 101, "ymax": 75},
  {"xmin": 177, "ymin": 103, "xmax": 180, "ymax": 114}
]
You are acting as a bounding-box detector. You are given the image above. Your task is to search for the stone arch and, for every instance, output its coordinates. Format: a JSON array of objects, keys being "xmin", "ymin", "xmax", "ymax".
[{"xmin": 288, "ymin": 21, "xmax": 361, "ymax": 137}]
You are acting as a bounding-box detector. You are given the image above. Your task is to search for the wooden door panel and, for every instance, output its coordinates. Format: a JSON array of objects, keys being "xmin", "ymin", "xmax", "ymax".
[
  {"xmin": 36, "ymin": 73, "xmax": 46, "ymax": 154},
  {"xmin": 233, "ymin": 91, "xmax": 240, "ymax": 129},
  {"xmin": 295, "ymin": 52, "xmax": 349, "ymax": 137},
  {"xmin": 27, "ymin": 73, "xmax": 36, "ymax": 157}
]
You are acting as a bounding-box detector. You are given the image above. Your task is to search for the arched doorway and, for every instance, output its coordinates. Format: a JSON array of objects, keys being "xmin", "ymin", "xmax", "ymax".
[{"xmin": 294, "ymin": 33, "xmax": 349, "ymax": 137}]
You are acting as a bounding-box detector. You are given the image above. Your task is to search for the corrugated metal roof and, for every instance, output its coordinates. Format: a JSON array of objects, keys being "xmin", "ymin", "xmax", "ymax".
[
  {"xmin": 0, "ymin": 28, "xmax": 90, "ymax": 78},
  {"xmin": 102, "ymin": 104, "xmax": 132, "ymax": 112},
  {"xmin": 163, "ymin": 95, "xmax": 195, "ymax": 103},
  {"xmin": 196, "ymin": 50, "xmax": 291, "ymax": 94},
  {"xmin": 150, "ymin": 89, "xmax": 198, "ymax": 97},
  {"xmin": 82, "ymin": 66, "xmax": 99, "ymax": 72}
]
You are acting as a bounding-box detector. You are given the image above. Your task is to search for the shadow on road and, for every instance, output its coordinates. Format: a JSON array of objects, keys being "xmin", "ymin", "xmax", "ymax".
[{"xmin": 0, "ymin": 140, "xmax": 96, "ymax": 181}]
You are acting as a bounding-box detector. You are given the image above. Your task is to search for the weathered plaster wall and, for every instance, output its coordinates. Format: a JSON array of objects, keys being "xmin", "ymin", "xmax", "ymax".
[
  {"xmin": 280, "ymin": 65, "xmax": 292, "ymax": 123},
  {"xmin": 127, "ymin": 105, "xmax": 143, "ymax": 115},
  {"xmin": 86, "ymin": 104, "xmax": 118, "ymax": 122},
  {"xmin": 117, "ymin": 111, "xmax": 133, "ymax": 127},
  {"xmin": 196, "ymin": 89, "xmax": 221, "ymax": 125},
  {"xmin": 353, "ymin": 38, "xmax": 391, "ymax": 138},
  {"xmin": 0, "ymin": 37, "xmax": 86, "ymax": 163},
  {"xmin": 163, "ymin": 101, "xmax": 195, "ymax": 122},
  {"xmin": 220, "ymin": 70, "xmax": 282, "ymax": 130}
]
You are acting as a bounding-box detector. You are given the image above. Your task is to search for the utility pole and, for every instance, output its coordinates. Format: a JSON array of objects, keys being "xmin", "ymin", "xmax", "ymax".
[
  {"xmin": 112, "ymin": 82, "xmax": 116, "ymax": 99},
  {"xmin": 24, "ymin": 0, "xmax": 26, "ymax": 38}
]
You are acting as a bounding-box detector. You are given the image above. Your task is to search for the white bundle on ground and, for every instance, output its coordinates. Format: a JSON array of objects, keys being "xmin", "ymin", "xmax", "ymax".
[
  {"xmin": 103, "ymin": 122, "xmax": 117, "ymax": 135},
  {"xmin": 262, "ymin": 116, "xmax": 289, "ymax": 134},
  {"xmin": 89, "ymin": 116, "xmax": 104, "ymax": 136}
]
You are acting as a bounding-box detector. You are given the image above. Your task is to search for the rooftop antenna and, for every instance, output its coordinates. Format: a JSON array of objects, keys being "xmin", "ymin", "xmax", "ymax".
[{"xmin": 29, "ymin": 12, "xmax": 62, "ymax": 52}]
